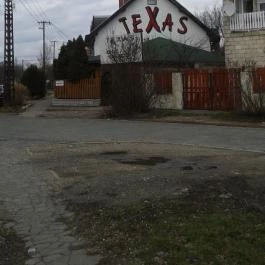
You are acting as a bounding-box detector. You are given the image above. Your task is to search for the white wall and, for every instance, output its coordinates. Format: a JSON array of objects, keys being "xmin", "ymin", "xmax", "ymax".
[
  {"xmin": 151, "ymin": 73, "xmax": 183, "ymax": 110},
  {"xmin": 240, "ymin": 70, "xmax": 265, "ymax": 111},
  {"xmin": 93, "ymin": 0, "xmax": 211, "ymax": 64}
]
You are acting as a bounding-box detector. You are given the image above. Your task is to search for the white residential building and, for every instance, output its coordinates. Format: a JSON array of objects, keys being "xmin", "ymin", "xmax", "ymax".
[
  {"xmin": 86, "ymin": 0, "xmax": 220, "ymax": 64},
  {"xmin": 224, "ymin": 0, "xmax": 265, "ymax": 66}
]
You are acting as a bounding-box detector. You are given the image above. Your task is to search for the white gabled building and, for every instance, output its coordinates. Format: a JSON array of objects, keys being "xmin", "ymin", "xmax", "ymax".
[{"xmin": 86, "ymin": 0, "xmax": 220, "ymax": 65}]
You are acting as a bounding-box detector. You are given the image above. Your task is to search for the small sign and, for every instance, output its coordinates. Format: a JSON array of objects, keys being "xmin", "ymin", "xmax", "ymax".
[
  {"xmin": 56, "ymin": 80, "xmax": 64, "ymax": 87},
  {"xmin": 0, "ymin": 85, "xmax": 4, "ymax": 94}
]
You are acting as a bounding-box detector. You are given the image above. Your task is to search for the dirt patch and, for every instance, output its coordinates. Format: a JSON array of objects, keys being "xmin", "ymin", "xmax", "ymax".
[{"xmin": 29, "ymin": 142, "xmax": 265, "ymax": 264}]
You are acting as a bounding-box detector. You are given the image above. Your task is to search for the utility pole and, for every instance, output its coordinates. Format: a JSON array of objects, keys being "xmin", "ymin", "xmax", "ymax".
[
  {"xmin": 38, "ymin": 21, "xmax": 51, "ymax": 73},
  {"xmin": 4, "ymin": 0, "xmax": 15, "ymax": 104},
  {"xmin": 50, "ymin": 41, "xmax": 58, "ymax": 89},
  {"xmin": 22, "ymin": 59, "xmax": 25, "ymax": 72},
  {"xmin": 50, "ymin": 40, "xmax": 58, "ymax": 62}
]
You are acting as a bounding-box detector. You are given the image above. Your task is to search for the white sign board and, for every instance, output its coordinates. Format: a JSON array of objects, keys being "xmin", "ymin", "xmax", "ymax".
[
  {"xmin": 0, "ymin": 85, "xmax": 4, "ymax": 94},
  {"xmin": 55, "ymin": 80, "xmax": 64, "ymax": 87}
]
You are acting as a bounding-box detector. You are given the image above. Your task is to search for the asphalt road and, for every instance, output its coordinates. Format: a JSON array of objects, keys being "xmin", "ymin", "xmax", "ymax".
[
  {"xmin": 0, "ymin": 115, "xmax": 264, "ymax": 153},
  {"xmin": 0, "ymin": 114, "xmax": 264, "ymax": 265}
]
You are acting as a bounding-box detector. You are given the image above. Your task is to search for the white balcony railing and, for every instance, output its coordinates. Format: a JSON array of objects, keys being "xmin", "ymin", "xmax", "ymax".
[{"xmin": 230, "ymin": 11, "xmax": 265, "ymax": 31}]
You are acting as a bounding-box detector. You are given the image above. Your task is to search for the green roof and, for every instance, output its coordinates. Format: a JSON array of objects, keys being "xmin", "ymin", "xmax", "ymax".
[{"xmin": 143, "ymin": 38, "xmax": 224, "ymax": 66}]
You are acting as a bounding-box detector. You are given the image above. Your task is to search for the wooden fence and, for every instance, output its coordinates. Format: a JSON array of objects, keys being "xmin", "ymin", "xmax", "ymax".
[
  {"xmin": 182, "ymin": 69, "xmax": 241, "ymax": 111},
  {"xmin": 253, "ymin": 68, "xmax": 265, "ymax": 93},
  {"xmin": 54, "ymin": 72, "xmax": 101, "ymax": 99},
  {"xmin": 154, "ymin": 72, "xmax": 172, "ymax": 94}
]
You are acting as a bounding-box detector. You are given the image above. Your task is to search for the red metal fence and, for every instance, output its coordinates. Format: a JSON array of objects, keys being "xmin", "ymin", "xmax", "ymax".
[{"xmin": 182, "ymin": 69, "xmax": 241, "ymax": 111}]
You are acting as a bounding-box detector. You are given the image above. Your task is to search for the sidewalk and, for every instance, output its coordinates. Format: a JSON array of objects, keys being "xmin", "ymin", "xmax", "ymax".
[
  {"xmin": 20, "ymin": 96, "xmax": 265, "ymax": 128},
  {"xmin": 20, "ymin": 93, "xmax": 108, "ymax": 119},
  {"xmin": 20, "ymin": 95, "xmax": 52, "ymax": 118}
]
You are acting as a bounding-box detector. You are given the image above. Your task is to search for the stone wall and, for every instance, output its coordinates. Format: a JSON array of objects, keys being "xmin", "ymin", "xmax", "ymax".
[{"xmin": 224, "ymin": 17, "xmax": 265, "ymax": 67}]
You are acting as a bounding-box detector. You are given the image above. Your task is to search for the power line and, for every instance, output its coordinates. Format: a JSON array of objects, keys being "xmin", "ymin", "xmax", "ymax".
[
  {"xmin": 51, "ymin": 23, "xmax": 69, "ymax": 40},
  {"xmin": 17, "ymin": 0, "xmax": 39, "ymax": 21},
  {"xmin": 31, "ymin": 0, "xmax": 49, "ymax": 20},
  {"xmin": 25, "ymin": 0, "xmax": 44, "ymax": 19},
  {"xmin": 17, "ymin": 0, "xmax": 70, "ymax": 41}
]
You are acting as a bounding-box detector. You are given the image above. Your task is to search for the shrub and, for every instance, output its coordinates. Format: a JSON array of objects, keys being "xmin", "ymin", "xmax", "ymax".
[
  {"xmin": 14, "ymin": 82, "xmax": 29, "ymax": 106},
  {"xmin": 21, "ymin": 65, "xmax": 47, "ymax": 98}
]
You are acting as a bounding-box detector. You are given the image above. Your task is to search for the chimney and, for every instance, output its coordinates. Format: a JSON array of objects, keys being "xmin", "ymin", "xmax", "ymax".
[{"xmin": 119, "ymin": 0, "xmax": 129, "ymax": 8}]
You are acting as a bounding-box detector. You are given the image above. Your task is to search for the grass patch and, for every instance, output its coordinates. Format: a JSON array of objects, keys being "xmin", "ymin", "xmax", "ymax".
[
  {"xmin": 209, "ymin": 111, "xmax": 265, "ymax": 123},
  {"xmin": 143, "ymin": 109, "xmax": 265, "ymax": 123},
  {"xmin": 68, "ymin": 198, "xmax": 265, "ymax": 265}
]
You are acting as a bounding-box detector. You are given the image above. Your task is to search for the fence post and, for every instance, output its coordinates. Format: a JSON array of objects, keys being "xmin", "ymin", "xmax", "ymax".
[
  {"xmin": 173, "ymin": 72, "xmax": 183, "ymax": 110},
  {"xmin": 208, "ymin": 69, "xmax": 214, "ymax": 110}
]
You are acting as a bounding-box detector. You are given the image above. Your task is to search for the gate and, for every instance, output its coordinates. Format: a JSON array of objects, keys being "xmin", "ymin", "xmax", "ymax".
[{"xmin": 182, "ymin": 69, "xmax": 241, "ymax": 111}]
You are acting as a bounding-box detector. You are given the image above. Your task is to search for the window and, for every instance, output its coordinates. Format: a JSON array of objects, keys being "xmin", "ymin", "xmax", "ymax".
[
  {"xmin": 235, "ymin": 0, "xmax": 240, "ymax": 13},
  {"xmin": 243, "ymin": 0, "xmax": 253, "ymax": 12},
  {"xmin": 260, "ymin": 3, "xmax": 265, "ymax": 10},
  {"xmin": 258, "ymin": 0, "xmax": 265, "ymax": 11}
]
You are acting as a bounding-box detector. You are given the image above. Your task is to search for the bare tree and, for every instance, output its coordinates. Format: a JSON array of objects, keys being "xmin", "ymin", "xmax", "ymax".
[
  {"xmin": 105, "ymin": 33, "xmax": 157, "ymax": 116},
  {"xmin": 195, "ymin": 5, "xmax": 224, "ymax": 46},
  {"xmin": 106, "ymin": 33, "xmax": 142, "ymax": 63},
  {"xmin": 37, "ymin": 44, "xmax": 52, "ymax": 69}
]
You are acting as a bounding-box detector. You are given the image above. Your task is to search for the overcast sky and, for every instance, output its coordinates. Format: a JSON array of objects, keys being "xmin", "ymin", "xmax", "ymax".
[{"xmin": 0, "ymin": 0, "xmax": 221, "ymax": 65}]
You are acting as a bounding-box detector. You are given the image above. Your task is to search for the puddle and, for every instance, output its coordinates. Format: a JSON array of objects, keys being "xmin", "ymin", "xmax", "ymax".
[{"xmin": 118, "ymin": 156, "xmax": 170, "ymax": 166}]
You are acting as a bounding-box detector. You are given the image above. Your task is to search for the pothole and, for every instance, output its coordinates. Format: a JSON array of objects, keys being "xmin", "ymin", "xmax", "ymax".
[
  {"xmin": 101, "ymin": 151, "xmax": 128, "ymax": 156},
  {"xmin": 117, "ymin": 156, "xmax": 170, "ymax": 166}
]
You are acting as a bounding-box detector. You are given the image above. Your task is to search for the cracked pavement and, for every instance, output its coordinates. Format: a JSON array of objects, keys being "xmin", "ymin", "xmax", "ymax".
[
  {"xmin": 0, "ymin": 140, "xmax": 101, "ymax": 265},
  {"xmin": 0, "ymin": 113, "xmax": 264, "ymax": 265}
]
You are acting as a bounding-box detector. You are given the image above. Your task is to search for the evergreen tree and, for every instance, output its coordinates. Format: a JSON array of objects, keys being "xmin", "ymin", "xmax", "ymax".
[{"xmin": 54, "ymin": 35, "xmax": 89, "ymax": 82}]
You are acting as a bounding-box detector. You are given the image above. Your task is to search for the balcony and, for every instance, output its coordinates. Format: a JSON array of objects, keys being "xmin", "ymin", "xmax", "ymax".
[{"xmin": 230, "ymin": 11, "xmax": 265, "ymax": 31}]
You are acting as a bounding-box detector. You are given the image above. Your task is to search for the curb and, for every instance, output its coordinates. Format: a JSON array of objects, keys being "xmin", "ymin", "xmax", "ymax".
[{"xmin": 133, "ymin": 118, "xmax": 265, "ymax": 129}]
